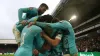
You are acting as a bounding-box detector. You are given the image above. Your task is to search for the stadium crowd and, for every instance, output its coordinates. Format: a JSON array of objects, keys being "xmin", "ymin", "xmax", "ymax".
[
  {"xmin": 0, "ymin": 44, "xmax": 17, "ymax": 53},
  {"xmin": 76, "ymin": 36, "xmax": 100, "ymax": 52}
]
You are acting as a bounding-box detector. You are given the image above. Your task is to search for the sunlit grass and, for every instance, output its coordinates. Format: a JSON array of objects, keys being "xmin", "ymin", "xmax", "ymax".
[{"xmin": 0, "ymin": 54, "xmax": 14, "ymax": 56}]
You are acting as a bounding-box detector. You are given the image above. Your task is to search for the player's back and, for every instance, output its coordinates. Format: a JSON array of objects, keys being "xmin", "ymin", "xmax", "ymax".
[
  {"xmin": 14, "ymin": 26, "xmax": 34, "ymax": 56},
  {"xmin": 63, "ymin": 21, "xmax": 76, "ymax": 47},
  {"xmin": 14, "ymin": 25, "xmax": 42, "ymax": 56},
  {"xmin": 62, "ymin": 20, "xmax": 78, "ymax": 54}
]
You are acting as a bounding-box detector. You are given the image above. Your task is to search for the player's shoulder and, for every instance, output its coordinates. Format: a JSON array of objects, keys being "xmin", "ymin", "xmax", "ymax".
[
  {"xmin": 29, "ymin": 7, "xmax": 37, "ymax": 10},
  {"xmin": 33, "ymin": 15, "xmax": 39, "ymax": 19},
  {"xmin": 59, "ymin": 21, "xmax": 63, "ymax": 23},
  {"xmin": 59, "ymin": 20, "xmax": 66, "ymax": 23},
  {"xmin": 59, "ymin": 20, "xmax": 69, "ymax": 23}
]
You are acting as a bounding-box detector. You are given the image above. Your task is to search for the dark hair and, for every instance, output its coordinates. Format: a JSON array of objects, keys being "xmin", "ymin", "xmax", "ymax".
[
  {"xmin": 40, "ymin": 3, "xmax": 49, "ymax": 9},
  {"xmin": 37, "ymin": 14, "xmax": 53, "ymax": 23},
  {"xmin": 51, "ymin": 18, "xmax": 60, "ymax": 23}
]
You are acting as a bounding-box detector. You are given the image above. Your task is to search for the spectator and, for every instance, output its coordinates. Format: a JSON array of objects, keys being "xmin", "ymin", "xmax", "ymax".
[{"xmin": 76, "ymin": 37, "xmax": 100, "ymax": 52}]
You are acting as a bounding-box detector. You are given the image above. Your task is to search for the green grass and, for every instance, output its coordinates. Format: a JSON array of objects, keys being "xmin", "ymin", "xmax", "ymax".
[{"xmin": 0, "ymin": 54, "xmax": 14, "ymax": 56}]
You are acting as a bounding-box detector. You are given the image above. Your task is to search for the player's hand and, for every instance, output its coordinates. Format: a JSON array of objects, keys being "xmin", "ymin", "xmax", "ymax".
[
  {"xmin": 43, "ymin": 43, "xmax": 51, "ymax": 50},
  {"xmin": 41, "ymin": 31, "xmax": 47, "ymax": 37},
  {"xmin": 33, "ymin": 49, "xmax": 39, "ymax": 56},
  {"xmin": 27, "ymin": 22, "xmax": 36, "ymax": 28},
  {"xmin": 21, "ymin": 20, "xmax": 28, "ymax": 25}
]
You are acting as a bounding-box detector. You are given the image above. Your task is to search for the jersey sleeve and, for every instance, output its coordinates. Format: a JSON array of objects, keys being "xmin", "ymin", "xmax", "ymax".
[
  {"xmin": 36, "ymin": 21, "xmax": 68, "ymax": 30},
  {"xmin": 18, "ymin": 7, "xmax": 34, "ymax": 21},
  {"xmin": 49, "ymin": 21, "xmax": 68, "ymax": 30},
  {"xmin": 27, "ymin": 16, "xmax": 39, "ymax": 22},
  {"xmin": 36, "ymin": 22, "xmax": 50, "ymax": 28},
  {"xmin": 55, "ymin": 34, "xmax": 62, "ymax": 40},
  {"xmin": 55, "ymin": 30, "xmax": 63, "ymax": 40}
]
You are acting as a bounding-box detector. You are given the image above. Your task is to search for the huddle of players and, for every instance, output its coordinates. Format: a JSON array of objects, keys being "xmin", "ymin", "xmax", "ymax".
[{"xmin": 13, "ymin": 3, "xmax": 78, "ymax": 56}]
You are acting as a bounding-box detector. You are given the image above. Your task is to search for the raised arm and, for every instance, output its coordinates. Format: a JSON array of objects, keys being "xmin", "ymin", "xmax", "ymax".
[
  {"xmin": 18, "ymin": 7, "xmax": 34, "ymax": 21},
  {"xmin": 36, "ymin": 21, "xmax": 69, "ymax": 30}
]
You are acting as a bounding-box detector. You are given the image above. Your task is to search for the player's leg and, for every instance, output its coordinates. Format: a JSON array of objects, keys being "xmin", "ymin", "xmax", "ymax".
[{"xmin": 13, "ymin": 25, "xmax": 21, "ymax": 47}]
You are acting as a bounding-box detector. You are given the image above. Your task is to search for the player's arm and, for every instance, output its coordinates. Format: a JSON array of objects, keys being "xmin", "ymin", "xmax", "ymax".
[
  {"xmin": 33, "ymin": 49, "xmax": 47, "ymax": 56},
  {"xmin": 35, "ymin": 21, "xmax": 68, "ymax": 30},
  {"xmin": 27, "ymin": 16, "xmax": 39, "ymax": 22},
  {"xmin": 29, "ymin": 22, "xmax": 50, "ymax": 28},
  {"xmin": 33, "ymin": 49, "xmax": 39, "ymax": 56},
  {"xmin": 18, "ymin": 7, "xmax": 34, "ymax": 21},
  {"xmin": 41, "ymin": 32, "xmax": 62, "ymax": 47},
  {"xmin": 17, "ymin": 16, "xmax": 39, "ymax": 28},
  {"xmin": 28, "ymin": 20, "xmax": 69, "ymax": 30},
  {"xmin": 28, "ymin": 21, "xmax": 47, "ymax": 28}
]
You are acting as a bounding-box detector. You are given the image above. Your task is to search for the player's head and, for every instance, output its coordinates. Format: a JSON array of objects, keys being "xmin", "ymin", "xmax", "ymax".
[
  {"xmin": 37, "ymin": 14, "xmax": 53, "ymax": 23},
  {"xmin": 51, "ymin": 17, "xmax": 60, "ymax": 23},
  {"xmin": 37, "ymin": 14, "xmax": 59, "ymax": 23},
  {"xmin": 38, "ymin": 3, "xmax": 49, "ymax": 15}
]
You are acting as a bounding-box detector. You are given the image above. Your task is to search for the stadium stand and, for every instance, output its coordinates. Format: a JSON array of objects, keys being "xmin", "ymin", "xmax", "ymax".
[
  {"xmin": 52, "ymin": 0, "xmax": 100, "ymax": 52},
  {"xmin": 76, "ymin": 36, "xmax": 100, "ymax": 52},
  {"xmin": 0, "ymin": 39, "xmax": 17, "ymax": 55}
]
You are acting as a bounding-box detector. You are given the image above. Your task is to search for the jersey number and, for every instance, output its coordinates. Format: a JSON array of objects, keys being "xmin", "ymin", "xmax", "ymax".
[{"xmin": 21, "ymin": 33, "xmax": 26, "ymax": 46}]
